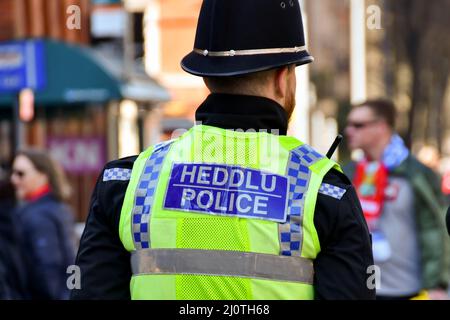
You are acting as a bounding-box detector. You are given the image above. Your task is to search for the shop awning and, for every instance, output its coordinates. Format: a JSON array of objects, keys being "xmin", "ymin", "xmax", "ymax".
[
  {"xmin": 0, "ymin": 39, "xmax": 169, "ymax": 107},
  {"xmin": 88, "ymin": 45, "xmax": 171, "ymax": 103}
]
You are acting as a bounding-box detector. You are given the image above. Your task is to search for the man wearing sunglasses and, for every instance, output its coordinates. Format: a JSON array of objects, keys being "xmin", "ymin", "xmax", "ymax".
[{"xmin": 344, "ymin": 99, "xmax": 450, "ymax": 300}]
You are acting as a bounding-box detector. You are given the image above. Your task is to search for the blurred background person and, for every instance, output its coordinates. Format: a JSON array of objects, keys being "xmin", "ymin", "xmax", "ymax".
[
  {"xmin": 417, "ymin": 145, "xmax": 442, "ymax": 173},
  {"xmin": 417, "ymin": 145, "xmax": 450, "ymax": 206},
  {"xmin": 344, "ymin": 99, "xmax": 450, "ymax": 300},
  {"xmin": 0, "ymin": 173, "xmax": 27, "ymax": 299},
  {"xmin": 10, "ymin": 149, "xmax": 76, "ymax": 300}
]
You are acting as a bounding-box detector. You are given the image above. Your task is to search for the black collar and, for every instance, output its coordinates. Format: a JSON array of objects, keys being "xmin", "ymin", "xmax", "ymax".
[{"xmin": 195, "ymin": 93, "xmax": 288, "ymax": 135}]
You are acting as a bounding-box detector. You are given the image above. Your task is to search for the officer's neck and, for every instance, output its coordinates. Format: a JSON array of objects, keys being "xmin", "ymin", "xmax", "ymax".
[{"xmin": 195, "ymin": 93, "xmax": 289, "ymax": 135}]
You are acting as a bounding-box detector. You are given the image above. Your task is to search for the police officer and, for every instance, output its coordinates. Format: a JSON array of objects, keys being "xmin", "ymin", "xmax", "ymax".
[{"xmin": 72, "ymin": 0, "xmax": 375, "ymax": 300}]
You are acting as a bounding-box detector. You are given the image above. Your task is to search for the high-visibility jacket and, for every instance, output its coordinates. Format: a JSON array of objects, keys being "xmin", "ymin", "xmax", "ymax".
[{"xmin": 119, "ymin": 125, "xmax": 342, "ymax": 300}]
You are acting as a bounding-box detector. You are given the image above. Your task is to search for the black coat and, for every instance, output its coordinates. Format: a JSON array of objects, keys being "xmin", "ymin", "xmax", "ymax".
[
  {"xmin": 16, "ymin": 194, "xmax": 76, "ymax": 300},
  {"xmin": 0, "ymin": 196, "xmax": 27, "ymax": 300},
  {"xmin": 72, "ymin": 94, "xmax": 375, "ymax": 300}
]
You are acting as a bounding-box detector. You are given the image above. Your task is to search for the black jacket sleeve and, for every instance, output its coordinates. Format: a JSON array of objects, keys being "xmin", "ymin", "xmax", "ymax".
[
  {"xmin": 70, "ymin": 157, "xmax": 136, "ymax": 300},
  {"xmin": 313, "ymin": 169, "xmax": 375, "ymax": 300}
]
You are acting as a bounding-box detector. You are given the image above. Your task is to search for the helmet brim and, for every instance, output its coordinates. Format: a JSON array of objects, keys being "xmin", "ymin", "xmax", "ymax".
[{"xmin": 181, "ymin": 50, "xmax": 314, "ymax": 77}]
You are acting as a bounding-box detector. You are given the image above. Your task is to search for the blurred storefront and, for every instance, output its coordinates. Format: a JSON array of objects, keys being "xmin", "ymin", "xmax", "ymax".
[
  {"xmin": 0, "ymin": 0, "xmax": 170, "ymax": 221},
  {"xmin": 126, "ymin": 0, "xmax": 315, "ymax": 145},
  {"xmin": 0, "ymin": 38, "xmax": 169, "ymax": 221},
  {"xmin": 126, "ymin": 0, "xmax": 209, "ymax": 129}
]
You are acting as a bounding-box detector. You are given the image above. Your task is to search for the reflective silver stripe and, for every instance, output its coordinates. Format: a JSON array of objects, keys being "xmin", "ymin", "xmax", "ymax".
[
  {"xmin": 194, "ymin": 46, "xmax": 307, "ymax": 57},
  {"xmin": 131, "ymin": 249, "xmax": 314, "ymax": 284}
]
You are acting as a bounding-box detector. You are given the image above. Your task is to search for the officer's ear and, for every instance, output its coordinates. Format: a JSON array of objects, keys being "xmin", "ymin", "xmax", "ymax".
[{"xmin": 273, "ymin": 66, "xmax": 290, "ymax": 100}]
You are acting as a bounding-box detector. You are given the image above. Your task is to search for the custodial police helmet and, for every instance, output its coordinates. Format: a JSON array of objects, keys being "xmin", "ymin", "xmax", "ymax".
[{"xmin": 181, "ymin": 0, "xmax": 314, "ymax": 77}]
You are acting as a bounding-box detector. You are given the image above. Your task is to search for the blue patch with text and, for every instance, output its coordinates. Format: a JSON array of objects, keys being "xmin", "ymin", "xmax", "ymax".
[{"xmin": 164, "ymin": 163, "xmax": 288, "ymax": 222}]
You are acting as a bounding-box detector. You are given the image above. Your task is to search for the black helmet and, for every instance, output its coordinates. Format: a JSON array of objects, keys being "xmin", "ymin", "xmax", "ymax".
[{"xmin": 181, "ymin": 0, "xmax": 314, "ymax": 77}]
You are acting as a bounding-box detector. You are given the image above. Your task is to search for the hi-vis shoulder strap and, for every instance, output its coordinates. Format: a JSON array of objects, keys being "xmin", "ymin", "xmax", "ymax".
[{"xmin": 129, "ymin": 140, "xmax": 174, "ymax": 250}]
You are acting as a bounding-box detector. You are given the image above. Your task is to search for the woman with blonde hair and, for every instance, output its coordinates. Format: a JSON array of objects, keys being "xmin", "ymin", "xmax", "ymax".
[{"xmin": 11, "ymin": 148, "xmax": 76, "ymax": 300}]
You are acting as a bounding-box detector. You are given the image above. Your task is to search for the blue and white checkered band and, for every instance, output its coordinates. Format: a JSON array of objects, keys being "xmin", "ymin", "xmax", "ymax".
[
  {"xmin": 291, "ymin": 144, "xmax": 324, "ymax": 165},
  {"xmin": 132, "ymin": 141, "xmax": 173, "ymax": 250},
  {"xmin": 103, "ymin": 168, "xmax": 132, "ymax": 181},
  {"xmin": 319, "ymin": 183, "xmax": 347, "ymax": 200},
  {"xmin": 280, "ymin": 144, "xmax": 324, "ymax": 257}
]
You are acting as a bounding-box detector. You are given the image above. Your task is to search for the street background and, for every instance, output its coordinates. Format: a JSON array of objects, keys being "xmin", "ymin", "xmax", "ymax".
[{"xmin": 0, "ymin": 0, "xmax": 449, "ymax": 228}]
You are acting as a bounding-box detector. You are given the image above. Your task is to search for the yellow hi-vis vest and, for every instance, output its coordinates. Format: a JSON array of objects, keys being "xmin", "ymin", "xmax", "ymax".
[{"xmin": 119, "ymin": 125, "xmax": 342, "ymax": 300}]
